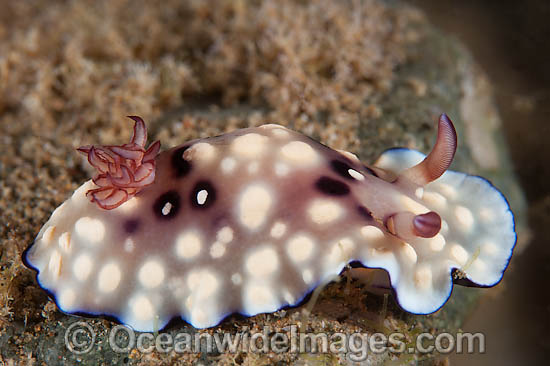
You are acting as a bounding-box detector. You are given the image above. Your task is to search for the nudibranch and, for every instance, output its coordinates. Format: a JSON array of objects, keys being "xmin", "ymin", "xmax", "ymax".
[{"xmin": 23, "ymin": 114, "xmax": 516, "ymax": 331}]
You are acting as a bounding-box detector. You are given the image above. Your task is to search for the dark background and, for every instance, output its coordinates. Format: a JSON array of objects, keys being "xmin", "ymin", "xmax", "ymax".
[{"xmin": 408, "ymin": 1, "xmax": 550, "ymax": 364}]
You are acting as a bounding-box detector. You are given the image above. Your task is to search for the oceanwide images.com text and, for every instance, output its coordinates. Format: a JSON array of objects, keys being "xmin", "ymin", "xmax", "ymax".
[{"xmin": 66, "ymin": 322, "xmax": 485, "ymax": 361}]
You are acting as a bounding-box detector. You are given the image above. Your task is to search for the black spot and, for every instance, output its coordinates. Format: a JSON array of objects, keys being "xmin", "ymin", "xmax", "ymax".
[
  {"xmin": 315, "ymin": 176, "xmax": 350, "ymax": 196},
  {"xmin": 190, "ymin": 180, "xmax": 216, "ymax": 209},
  {"xmin": 171, "ymin": 145, "xmax": 192, "ymax": 178},
  {"xmin": 153, "ymin": 190, "xmax": 181, "ymax": 219},
  {"xmin": 124, "ymin": 219, "xmax": 140, "ymax": 233},
  {"xmin": 330, "ymin": 160, "xmax": 356, "ymax": 180},
  {"xmin": 357, "ymin": 206, "xmax": 373, "ymax": 220}
]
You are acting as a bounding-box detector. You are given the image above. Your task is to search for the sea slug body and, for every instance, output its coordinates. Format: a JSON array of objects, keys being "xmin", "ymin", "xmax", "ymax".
[{"xmin": 23, "ymin": 114, "xmax": 516, "ymax": 331}]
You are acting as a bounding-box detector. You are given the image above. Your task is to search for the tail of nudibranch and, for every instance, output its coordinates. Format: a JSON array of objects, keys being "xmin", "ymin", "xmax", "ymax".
[
  {"xmin": 77, "ymin": 116, "xmax": 161, "ymax": 210},
  {"xmin": 367, "ymin": 114, "xmax": 515, "ymax": 314}
]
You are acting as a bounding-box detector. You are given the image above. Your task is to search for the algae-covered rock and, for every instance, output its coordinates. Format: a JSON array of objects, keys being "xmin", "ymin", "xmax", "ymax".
[{"xmin": 0, "ymin": 0, "xmax": 526, "ymax": 365}]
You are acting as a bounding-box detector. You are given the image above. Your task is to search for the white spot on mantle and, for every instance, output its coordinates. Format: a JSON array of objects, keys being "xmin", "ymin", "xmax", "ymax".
[
  {"xmin": 197, "ymin": 190, "xmax": 208, "ymax": 205},
  {"xmin": 217, "ymin": 226, "xmax": 234, "ymax": 243},
  {"xmin": 48, "ymin": 250, "xmax": 62, "ymax": 279},
  {"xmin": 162, "ymin": 202, "xmax": 173, "ymax": 216},
  {"xmin": 186, "ymin": 269, "xmax": 219, "ymax": 298},
  {"xmin": 286, "ymin": 234, "xmax": 314, "ymax": 263},
  {"xmin": 231, "ymin": 133, "xmax": 268, "ymax": 158},
  {"xmin": 188, "ymin": 142, "xmax": 216, "ymax": 163},
  {"xmin": 429, "ymin": 234, "xmax": 446, "ymax": 252},
  {"xmin": 270, "ymin": 222, "xmax": 287, "ymax": 238},
  {"xmin": 402, "ymin": 243, "xmax": 418, "ymax": 263},
  {"xmin": 210, "ymin": 242, "xmax": 226, "ymax": 258},
  {"xmin": 243, "ymin": 282, "xmax": 278, "ymax": 314},
  {"xmin": 280, "ymin": 141, "xmax": 318, "ymax": 165},
  {"xmin": 73, "ymin": 253, "xmax": 93, "ymax": 281},
  {"xmin": 308, "ymin": 199, "xmax": 343, "ymax": 224},
  {"xmin": 360, "ymin": 226, "xmax": 385, "ymax": 241},
  {"xmin": 238, "ymin": 184, "xmax": 273, "ymax": 230},
  {"xmin": 139, "ymin": 260, "xmax": 165, "ymax": 288},
  {"xmin": 275, "ymin": 162, "xmax": 290, "ymax": 176},
  {"xmin": 221, "ymin": 157, "xmax": 237, "ymax": 174},
  {"xmin": 302, "ymin": 269, "xmax": 314, "ymax": 284},
  {"xmin": 42, "ymin": 226, "xmax": 56, "ymax": 246},
  {"xmin": 98, "ymin": 262, "xmax": 121, "ymax": 293},
  {"xmin": 58, "ymin": 232, "xmax": 71, "ymax": 252},
  {"xmin": 265, "ymin": 125, "xmax": 290, "ymax": 138},
  {"xmin": 454, "ymin": 206, "xmax": 474, "ymax": 232},
  {"xmin": 423, "ymin": 191, "xmax": 447, "ymax": 209},
  {"xmin": 131, "ymin": 295, "xmax": 154, "ymax": 321},
  {"xmin": 175, "ymin": 231, "xmax": 202, "ymax": 259},
  {"xmin": 348, "ymin": 169, "xmax": 364, "ymax": 181},
  {"xmin": 245, "ymin": 246, "xmax": 279, "ymax": 277},
  {"xmin": 75, "ymin": 217, "xmax": 105, "ymax": 244}
]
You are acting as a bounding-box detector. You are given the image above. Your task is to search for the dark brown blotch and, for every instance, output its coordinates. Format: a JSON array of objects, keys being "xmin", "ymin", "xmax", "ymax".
[
  {"xmin": 190, "ymin": 180, "xmax": 217, "ymax": 209},
  {"xmin": 124, "ymin": 219, "xmax": 140, "ymax": 233},
  {"xmin": 153, "ymin": 190, "xmax": 181, "ymax": 219},
  {"xmin": 171, "ymin": 145, "xmax": 192, "ymax": 178},
  {"xmin": 315, "ymin": 176, "xmax": 350, "ymax": 196},
  {"xmin": 330, "ymin": 160, "xmax": 355, "ymax": 180}
]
